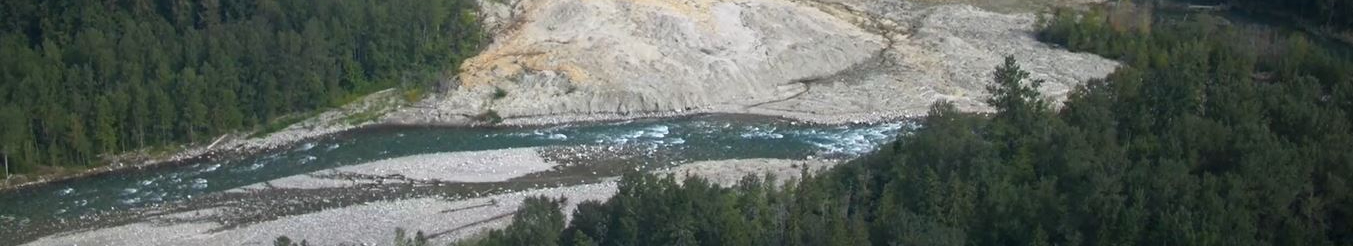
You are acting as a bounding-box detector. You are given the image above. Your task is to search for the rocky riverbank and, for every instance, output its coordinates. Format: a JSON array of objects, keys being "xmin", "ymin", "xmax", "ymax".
[
  {"xmin": 0, "ymin": 89, "xmax": 404, "ymax": 192},
  {"xmin": 228, "ymin": 148, "xmax": 556, "ymax": 191},
  {"xmin": 24, "ymin": 154, "xmax": 838, "ymax": 246}
]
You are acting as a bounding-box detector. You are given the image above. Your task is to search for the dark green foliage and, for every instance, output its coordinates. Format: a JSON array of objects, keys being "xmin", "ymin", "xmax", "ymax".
[
  {"xmin": 455, "ymin": 172, "xmax": 874, "ymax": 246},
  {"xmin": 458, "ymin": 196, "xmax": 566, "ymax": 246},
  {"xmin": 395, "ymin": 228, "xmax": 431, "ymax": 246},
  {"xmin": 478, "ymin": 110, "xmax": 504, "ymax": 125},
  {"xmin": 446, "ymin": 10, "xmax": 1353, "ymax": 245},
  {"xmin": 1219, "ymin": 0, "xmax": 1353, "ymax": 31},
  {"xmin": 492, "ymin": 87, "xmax": 508, "ymax": 99},
  {"xmin": 0, "ymin": 0, "xmax": 484, "ymax": 172}
]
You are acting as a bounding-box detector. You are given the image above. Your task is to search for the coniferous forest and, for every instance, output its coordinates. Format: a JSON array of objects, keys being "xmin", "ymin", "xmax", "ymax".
[
  {"xmin": 4, "ymin": 0, "xmax": 1351, "ymax": 245},
  {"xmin": 1216, "ymin": 0, "xmax": 1353, "ymax": 31},
  {"xmin": 414, "ymin": 5, "xmax": 1353, "ymax": 246},
  {"xmin": 0, "ymin": 0, "xmax": 483, "ymax": 174}
]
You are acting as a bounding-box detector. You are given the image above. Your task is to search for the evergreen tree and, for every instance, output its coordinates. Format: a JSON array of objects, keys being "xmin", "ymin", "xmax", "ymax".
[{"xmin": 0, "ymin": 0, "xmax": 483, "ymax": 171}]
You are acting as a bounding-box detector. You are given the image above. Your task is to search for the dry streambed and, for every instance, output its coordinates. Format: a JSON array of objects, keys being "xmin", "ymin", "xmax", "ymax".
[{"xmin": 229, "ymin": 148, "xmax": 556, "ymax": 191}]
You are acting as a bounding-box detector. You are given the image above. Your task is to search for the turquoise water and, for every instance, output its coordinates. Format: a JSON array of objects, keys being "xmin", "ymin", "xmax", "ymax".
[{"xmin": 0, "ymin": 114, "xmax": 912, "ymax": 237}]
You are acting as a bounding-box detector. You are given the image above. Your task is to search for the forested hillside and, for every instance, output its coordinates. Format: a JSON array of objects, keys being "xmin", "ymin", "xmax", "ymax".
[
  {"xmin": 0, "ymin": 0, "xmax": 483, "ymax": 174},
  {"xmin": 1218, "ymin": 0, "xmax": 1353, "ymax": 31},
  {"xmin": 415, "ymin": 5, "xmax": 1353, "ymax": 245}
]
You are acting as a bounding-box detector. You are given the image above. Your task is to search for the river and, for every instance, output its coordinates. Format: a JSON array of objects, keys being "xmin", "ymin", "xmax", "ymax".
[{"xmin": 0, "ymin": 114, "xmax": 912, "ymax": 244}]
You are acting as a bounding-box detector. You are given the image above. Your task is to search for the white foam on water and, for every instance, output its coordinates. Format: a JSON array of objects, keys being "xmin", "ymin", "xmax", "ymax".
[
  {"xmin": 296, "ymin": 142, "xmax": 317, "ymax": 151},
  {"xmin": 191, "ymin": 178, "xmax": 209, "ymax": 189},
  {"xmin": 668, "ymin": 138, "xmax": 686, "ymax": 145},
  {"xmin": 121, "ymin": 188, "xmax": 139, "ymax": 195},
  {"xmin": 326, "ymin": 143, "xmax": 341, "ymax": 151},
  {"xmin": 596, "ymin": 129, "xmax": 648, "ymax": 144},
  {"xmin": 200, "ymin": 164, "xmax": 221, "ymax": 173},
  {"xmin": 788, "ymin": 122, "xmax": 906, "ymax": 156},
  {"xmin": 517, "ymin": 129, "xmax": 570, "ymax": 140},
  {"xmin": 139, "ymin": 180, "xmax": 155, "ymax": 186},
  {"xmin": 591, "ymin": 124, "xmax": 674, "ymax": 145},
  {"xmin": 233, "ymin": 161, "xmax": 266, "ymax": 173},
  {"xmin": 803, "ymin": 139, "xmax": 844, "ymax": 154},
  {"xmin": 622, "ymin": 130, "xmax": 645, "ymax": 139},
  {"xmin": 299, "ymin": 155, "xmax": 318, "ymax": 164},
  {"xmin": 739, "ymin": 126, "xmax": 785, "ymax": 139},
  {"xmin": 642, "ymin": 125, "xmax": 670, "ymax": 138},
  {"xmin": 485, "ymin": 132, "xmax": 533, "ymax": 138},
  {"xmin": 56, "ymin": 188, "xmax": 75, "ymax": 196}
]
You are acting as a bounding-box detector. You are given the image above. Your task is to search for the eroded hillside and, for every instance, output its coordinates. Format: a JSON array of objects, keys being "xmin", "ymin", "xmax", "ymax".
[{"xmin": 385, "ymin": 0, "xmax": 1118, "ymax": 125}]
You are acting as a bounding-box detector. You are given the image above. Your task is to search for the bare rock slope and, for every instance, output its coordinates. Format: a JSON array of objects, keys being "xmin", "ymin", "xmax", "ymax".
[{"xmin": 387, "ymin": 0, "xmax": 1117, "ymax": 125}]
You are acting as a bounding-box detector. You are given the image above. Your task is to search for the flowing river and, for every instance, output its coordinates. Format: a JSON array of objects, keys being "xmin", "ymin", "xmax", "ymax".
[{"xmin": 0, "ymin": 114, "xmax": 912, "ymax": 244}]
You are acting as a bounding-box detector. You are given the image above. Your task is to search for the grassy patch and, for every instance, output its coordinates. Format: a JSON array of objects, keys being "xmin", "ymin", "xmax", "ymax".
[
  {"xmin": 343, "ymin": 109, "xmax": 387, "ymax": 126},
  {"xmin": 492, "ymin": 87, "xmax": 508, "ymax": 99},
  {"xmin": 402, "ymin": 87, "xmax": 426, "ymax": 103},
  {"xmin": 343, "ymin": 98, "xmax": 400, "ymax": 125}
]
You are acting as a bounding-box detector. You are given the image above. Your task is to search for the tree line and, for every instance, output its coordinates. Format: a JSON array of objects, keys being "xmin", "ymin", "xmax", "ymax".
[
  {"xmin": 1131, "ymin": 0, "xmax": 1353, "ymax": 42},
  {"xmin": 418, "ymin": 5, "xmax": 1352, "ymax": 245},
  {"xmin": 1219, "ymin": 0, "xmax": 1353, "ymax": 31},
  {"xmin": 0, "ymin": 0, "xmax": 484, "ymax": 175}
]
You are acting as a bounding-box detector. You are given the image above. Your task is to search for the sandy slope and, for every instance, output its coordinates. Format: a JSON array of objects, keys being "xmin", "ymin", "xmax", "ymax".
[{"xmin": 385, "ymin": 0, "xmax": 1117, "ymax": 126}]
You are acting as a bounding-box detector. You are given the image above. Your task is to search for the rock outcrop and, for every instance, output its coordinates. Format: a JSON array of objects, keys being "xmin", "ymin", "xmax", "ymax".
[{"xmin": 386, "ymin": 0, "xmax": 1118, "ymax": 125}]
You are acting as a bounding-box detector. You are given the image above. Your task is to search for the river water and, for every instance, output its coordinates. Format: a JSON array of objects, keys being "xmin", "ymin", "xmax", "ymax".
[{"xmin": 0, "ymin": 114, "xmax": 912, "ymax": 242}]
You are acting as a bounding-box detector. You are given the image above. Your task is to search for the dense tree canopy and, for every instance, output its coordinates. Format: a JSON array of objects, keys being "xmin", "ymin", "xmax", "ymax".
[
  {"xmin": 1218, "ymin": 0, "xmax": 1353, "ymax": 31},
  {"xmin": 440, "ymin": 6, "xmax": 1353, "ymax": 245},
  {"xmin": 0, "ymin": 0, "xmax": 483, "ymax": 174},
  {"xmin": 1133, "ymin": 0, "xmax": 1353, "ymax": 33}
]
